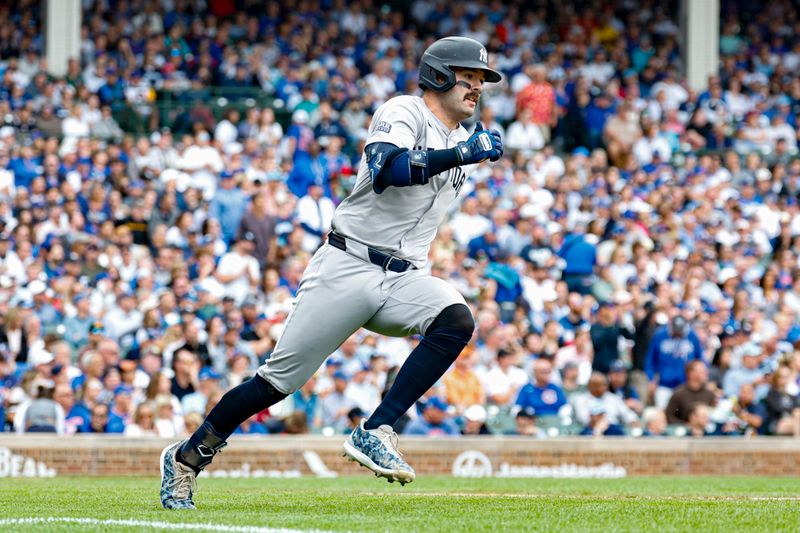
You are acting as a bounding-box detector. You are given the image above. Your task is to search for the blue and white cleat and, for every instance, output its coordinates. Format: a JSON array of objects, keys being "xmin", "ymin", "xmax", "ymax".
[
  {"xmin": 343, "ymin": 419, "xmax": 416, "ymax": 485},
  {"xmin": 159, "ymin": 440, "xmax": 198, "ymax": 510}
]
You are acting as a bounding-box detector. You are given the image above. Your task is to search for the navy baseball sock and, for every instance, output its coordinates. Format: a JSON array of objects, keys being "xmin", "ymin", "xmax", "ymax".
[
  {"xmin": 177, "ymin": 374, "xmax": 287, "ymax": 471},
  {"xmin": 365, "ymin": 326, "xmax": 471, "ymax": 430}
]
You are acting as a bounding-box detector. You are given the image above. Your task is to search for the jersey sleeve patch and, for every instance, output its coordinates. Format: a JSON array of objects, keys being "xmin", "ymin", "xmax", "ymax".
[{"xmin": 375, "ymin": 121, "xmax": 392, "ymax": 134}]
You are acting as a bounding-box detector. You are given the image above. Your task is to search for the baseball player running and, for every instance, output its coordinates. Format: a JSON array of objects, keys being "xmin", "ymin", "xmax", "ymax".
[{"xmin": 160, "ymin": 36, "xmax": 504, "ymax": 509}]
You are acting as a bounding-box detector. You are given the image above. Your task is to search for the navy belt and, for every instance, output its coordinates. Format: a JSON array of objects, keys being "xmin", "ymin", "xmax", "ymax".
[{"xmin": 328, "ymin": 232, "xmax": 413, "ymax": 273}]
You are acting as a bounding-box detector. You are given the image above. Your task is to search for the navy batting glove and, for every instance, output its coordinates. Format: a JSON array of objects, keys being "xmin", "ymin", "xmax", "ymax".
[{"xmin": 456, "ymin": 122, "xmax": 503, "ymax": 165}]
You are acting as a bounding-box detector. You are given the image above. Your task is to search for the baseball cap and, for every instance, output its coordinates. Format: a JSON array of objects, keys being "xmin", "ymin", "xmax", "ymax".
[
  {"xmin": 608, "ymin": 360, "xmax": 627, "ymax": 373},
  {"xmin": 326, "ymin": 358, "xmax": 343, "ymax": 367},
  {"xmin": 28, "ymin": 279, "xmax": 47, "ymax": 296},
  {"xmin": 464, "ymin": 404, "xmax": 487, "ymax": 423},
  {"xmin": 241, "ymin": 231, "xmax": 256, "ymax": 243},
  {"xmin": 199, "ymin": 367, "xmax": 222, "ymax": 381},
  {"xmin": 113, "ymin": 385, "xmax": 134, "ymax": 396},
  {"xmin": 89, "ymin": 321, "xmax": 105, "ymax": 335},
  {"xmin": 516, "ymin": 406, "xmax": 537, "ymax": 419},
  {"xmin": 423, "ymin": 396, "xmax": 448, "ymax": 412},
  {"xmin": 333, "ymin": 370, "xmax": 348, "ymax": 381},
  {"xmin": 741, "ymin": 342, "xmax": 762, "ymax": 358}
]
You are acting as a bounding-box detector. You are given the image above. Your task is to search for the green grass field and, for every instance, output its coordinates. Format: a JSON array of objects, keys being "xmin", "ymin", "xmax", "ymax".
[{"xmin": 0, "ymin": 476, "xmax": 798, "ymax": 532}]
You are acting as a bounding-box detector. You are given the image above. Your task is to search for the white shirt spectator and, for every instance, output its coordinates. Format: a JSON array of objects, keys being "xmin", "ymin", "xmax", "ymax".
[
  {"xmin": 571, "ymin": 391, "xmax": 639, "ymax": 426},
  {"xmin": 481, "ymin": 363, "xmax": 529, "ymax": 405},
  {"xmin": 650, "ymin": 80, "xmax": 688, "ymax": 110},
  {"xmin": 214, "ymin": 119, "xmax": 239, "ymax": 147},
  {"xmin": 296, "ymin": 193, "xmax": 335, "ymax": 253},
  {"xmin": 633, "ymin": 134, "xmax": 672, "ymax": 165},
  {"xmin": 216, "ymin": 249, "xmax": 260, "ymax": 305},
  {"xmin": 505, "ymin": 120, "xmax": 545, "ymax": 155}
]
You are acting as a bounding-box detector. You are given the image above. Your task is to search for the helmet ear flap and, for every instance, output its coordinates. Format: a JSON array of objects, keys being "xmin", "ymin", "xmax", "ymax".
[{"xmin": 419, "ymin": 63, "xmax": 456, "ymax": 93}]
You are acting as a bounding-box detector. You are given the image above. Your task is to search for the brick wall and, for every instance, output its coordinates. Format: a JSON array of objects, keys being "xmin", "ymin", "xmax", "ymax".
[{"xmin": 1, "ymin": 435, "xmax": 799, "ymax": 477}]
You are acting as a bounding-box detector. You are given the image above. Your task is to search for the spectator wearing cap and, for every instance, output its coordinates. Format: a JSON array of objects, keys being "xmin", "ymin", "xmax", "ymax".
[
  {"xmin": 665, "ymin": 360, "xmax": 717, "ymax": 424},
  {"xmin": 515, "ymin": 358, "xmax": 567, "ymax": 417},
  {"xmin": 579, "ymin": 403, "xmax": 626, "ymax": 437},
  {"xmin": 403, "ymin": 396, "xmax": 460, "ymax": 436},
  {"xmin": 607, "ymin": 360, "xmax": 643, "ymax": 415},
  {"xmin": 646, "ymin": 315, "xmax": 705, "ymax": 409},
  {"xmin": 509, "ymin": 406, "xmax": 545, "ymax": 437},
  {"xmin": 443, "ymin": 349, "xmax": 486, "ymax": 415},
  {"xmin": 215, "ymin": 232, "xmax": 261, "ymax": 305},
  {"xmin": 320, "ymin": 370, "xmax": 353, "ymax": 433},
  {"xmin": 590, "ymin": 301, "xmax": 634, "ymax": 374},
  {"xmin": 28, "ymin": 279, "xmax": 61, "ymax": 336},
  {"xmin": 345, "ymin": 364, "xmax": 381, "ymax": 414},
  {"xmin": 461, "ymin": 404, "xmax": 491, "ymax": 436},
  {"xmin": 285, "ymin": 109, "xmax": 316, "ymax": 198},
  {"xmin": 209, "ymin": 169, "xmax": 248, "ymax": 244},
  {"xmin": 103, "ymin": 288, "xmax": 143, "ymax": 348},
  {"xmin": 723, "ymin": 341, "xmax": 767, "ymax": 399},
  {"xmin": 109, "ymin": 385, "xmax": 134, "ymax": 428},
  {"xmin": 482, "ymin": 348, "xmax": 529, "ymax": 406},
  {"xmin": 238, "ymin": 192, "xmax": 278, "ymax": 269},
  {"xmin": 558, "ymin": 228, "xmax": 596, "ymax": 297},
  {"xmin": 297, "ymin": 182, "xmax": 335, "ymax": 253}
]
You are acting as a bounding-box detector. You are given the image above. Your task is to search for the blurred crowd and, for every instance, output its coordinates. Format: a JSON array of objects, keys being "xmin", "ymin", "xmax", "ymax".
[{"xmin": 2, "ymin": 0, "xmax": 800, "ymax": 439}]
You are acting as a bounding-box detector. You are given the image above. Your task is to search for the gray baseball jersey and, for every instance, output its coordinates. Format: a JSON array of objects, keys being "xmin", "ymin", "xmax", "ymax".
[
  {"xmin": 332, "ymin": 95, "xmax": 478, "ymax": 267},
  {"xmin": 259, "ymin": 95, "xmax": 478, "ymax": 394}
]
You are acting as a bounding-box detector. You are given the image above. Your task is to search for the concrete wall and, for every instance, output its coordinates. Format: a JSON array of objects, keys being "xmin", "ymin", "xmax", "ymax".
[{"xmin": 2, "ymin": 436, "xmax": 800, "ymax": 478}]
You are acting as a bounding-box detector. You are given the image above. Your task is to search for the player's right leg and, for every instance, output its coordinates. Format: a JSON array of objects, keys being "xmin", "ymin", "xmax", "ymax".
[
  {"xmin": 344, "ymin": 275, "xmax": 474, "ymax": 484},
  {"xmin": 160, "ymin": 245, "xmax": 381, "ymax": 509}
]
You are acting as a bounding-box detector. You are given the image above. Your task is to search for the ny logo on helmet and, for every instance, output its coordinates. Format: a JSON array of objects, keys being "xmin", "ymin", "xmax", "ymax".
[{"xmin": 479, "ymin": 48, "xmax": 488, "ymax": 63}]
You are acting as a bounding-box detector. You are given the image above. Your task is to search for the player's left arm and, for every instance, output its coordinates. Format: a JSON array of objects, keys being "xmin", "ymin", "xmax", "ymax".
[{"xmin": 367, "ymin": 122, "xmax": 503, "ymax": 194}]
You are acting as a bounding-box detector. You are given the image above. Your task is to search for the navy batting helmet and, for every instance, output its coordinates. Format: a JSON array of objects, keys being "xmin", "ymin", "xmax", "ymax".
[{"xmin": 418, "ymin": 36, "xmax": 502, "ymax": 93}]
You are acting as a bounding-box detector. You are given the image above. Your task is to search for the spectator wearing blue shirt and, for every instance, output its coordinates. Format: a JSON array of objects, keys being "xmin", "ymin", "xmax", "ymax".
[
  {"xmin": 646, "ymin": 316, "xmax": 704, "ymax": 409},
  {"xmin": 208, "ymin": 171, "xmax": 248, "ymax": 244},
  {"xmin": 80, "ymin": 402, "xmax": 125, "ymax": 434},
  {"xmin": 558, "ymin": 230, "xmax": 596, "ymax": 295},
  {"xmin": 291, "ymin": 377, "xmax": 320, "ymax": 428},
  {"xmin": 515, "ymin": 358, "xmax": 567, "ymax": 416},
  {"xmin": 403, "ymin": 397, "xmax": 460, "ymax": 436}
]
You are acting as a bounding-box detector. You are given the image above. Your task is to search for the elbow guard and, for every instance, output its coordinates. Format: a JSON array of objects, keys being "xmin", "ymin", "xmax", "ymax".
[{"xmin": 366, "ymin": 142, "xmax": 461, "ymax": 194}]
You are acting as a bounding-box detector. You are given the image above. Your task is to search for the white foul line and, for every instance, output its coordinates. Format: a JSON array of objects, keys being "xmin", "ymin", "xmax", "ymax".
[{"xmin": 0, "ymin": 517, "xmax": 335, "ymax": 533}]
